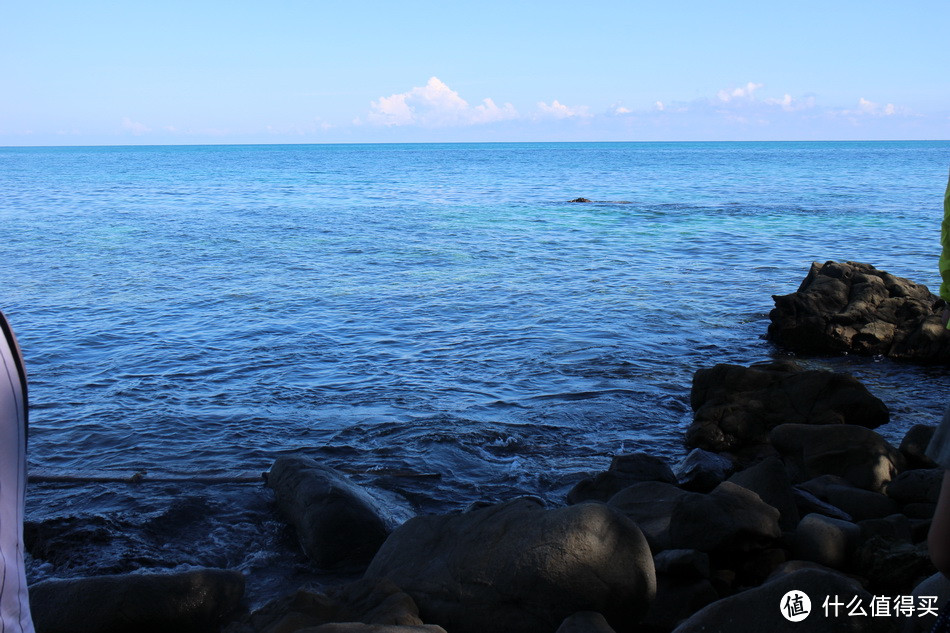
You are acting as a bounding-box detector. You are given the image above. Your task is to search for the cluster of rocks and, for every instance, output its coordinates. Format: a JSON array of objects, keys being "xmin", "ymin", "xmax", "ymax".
[
  {"xmin": 28, "ymin": 262, "xmax": 950, "ymax": 632},
  {"xmin": 768, "ymin": 260, "xmax": 950, "ymax": 361},
  {"xmin": 223, "ymin": 357, "xmax": 947, "ymax": 633}
]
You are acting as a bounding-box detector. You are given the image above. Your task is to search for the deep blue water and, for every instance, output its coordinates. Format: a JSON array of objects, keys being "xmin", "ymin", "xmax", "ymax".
[{"xmin": 2, "ymin": 141, "xmax": 949, "ymax": 602}]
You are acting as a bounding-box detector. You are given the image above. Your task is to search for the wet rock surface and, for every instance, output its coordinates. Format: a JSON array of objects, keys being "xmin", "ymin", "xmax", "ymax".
[{"xmin": 267, "ymin": 455, "xmax": 392, "ymax": 571}]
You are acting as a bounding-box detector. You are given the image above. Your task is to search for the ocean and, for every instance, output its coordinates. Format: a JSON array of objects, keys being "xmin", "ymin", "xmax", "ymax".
[{"xmin": 2, "ymin": 140, "xmax": 949, "ymax": 602}]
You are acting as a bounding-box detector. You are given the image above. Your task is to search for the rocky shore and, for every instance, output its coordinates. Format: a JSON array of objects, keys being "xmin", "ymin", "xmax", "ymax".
[{"xmin": 28, "ymin": 262, "xmax": 950, "ymax": 633}]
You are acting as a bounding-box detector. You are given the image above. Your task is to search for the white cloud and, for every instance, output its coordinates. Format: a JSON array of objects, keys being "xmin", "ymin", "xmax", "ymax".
[
  {"xmin": 121, "ymin": 117, "xmax": 150, "ymax": 134},
  {"xmin": 536, "ymin": 99, "xmax": 591, "ymax": 119},
  {"xmin": 764, "ymin": 93, "xmax": 815, "ymax": 112},
  {"xmin": 835, "ymin": 97, "xmax": 905, "ymax": 118},
  {"xmin": 717, "ymin": 82, "xmax": 764, "ymax": 102},
  {"xmin": 367, "ymin": 77, "xmax": 518, "ymax": 127}
]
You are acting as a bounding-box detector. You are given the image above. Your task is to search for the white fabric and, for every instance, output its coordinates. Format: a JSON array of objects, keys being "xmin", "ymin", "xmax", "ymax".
[{"xmin": 0, "ymin": 318, "xmax": 33, "ymax": 633}]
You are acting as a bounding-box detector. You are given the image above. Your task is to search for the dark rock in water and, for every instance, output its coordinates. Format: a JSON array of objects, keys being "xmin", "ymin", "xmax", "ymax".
[
  {"xmin": 267, "ymin": 455, "xmax": 391, "ymax": 571},
  {"xmin": 608, "ymin": 481, "xmax": 693, "ymax": 552},
  {"xmin": 363, "ymin": 498, "xmax": 656, "ymax": 633},
  {"xmin": 569, "ymin": 197, "xmax": 593, "ymax": 203},
  {"xmin": 886, "ymin": 468, "xmax": 943, "ymax": 505},
  {"xmin": 688, "ymin": 361, "xmax": 889, "ymax": 453},
  {"xmin": 567, "ymin": 452, "xmax": 676, "ymax": 504},
  {"xmin": 672, "ymin": 568, "xmax": 889, "ymax": 633},
  {"xmin": 555, "ymin": 611, "xmax": 617, "ymax": 633},
  {"xmin": 30, "ymin": 568, "xmax": 244, "ymax": 633},
  {"xmin": 674, "ymin": 448, "xmax": 734, "ymax": 492},
  {"xmin": 728, "ymin": 456, "xmax": 800, "ymax": 531},
  {"xmin": 769, "ymin": 423, "xmax": 904, "ymax": 492},
  {"xmin": 900, "ymin": 424, "xmax": 938, "ymax": 469},
  {"xmin": 768, "ymin": 260, "xmax": 950, "ymax": 361},
  {"xmin": 224, "ymin": 578, "xmax": 429, "ymax": 633}
]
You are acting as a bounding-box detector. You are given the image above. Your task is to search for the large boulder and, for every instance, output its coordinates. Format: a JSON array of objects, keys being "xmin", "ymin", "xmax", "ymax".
[
  {"xmin": 688, "ymin": 361, "xmax": 889, "ymax": 452},
  {"xmin": 768, "ymin": 260, "xmax": 950, "ymax": 361},
  {"xmin": 769, "ymin": 424, "xmax": 904, "ymax": 492},
  {"xmin": 267, "ymin": 455, "xmax": 391, "ymax": 570},
  {"xmin": 668, "ymin": 482, "xmax": 782, "ymax": 555},
  {"xmin": 671, "ymin": 568, "xmax": 890, "ymax": 633},
  {"xmin": 30, "ymin": 568, "xmax": 244, "ymax": 633},
  {"xmin": 363, "ymin": 498, "xmax": 656, "ymax": 633}
]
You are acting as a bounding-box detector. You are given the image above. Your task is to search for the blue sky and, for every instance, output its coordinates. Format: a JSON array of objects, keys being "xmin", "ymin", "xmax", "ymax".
[{"xmin": 2, "ymin": 0, "xmax": 948, "ymax": 145}]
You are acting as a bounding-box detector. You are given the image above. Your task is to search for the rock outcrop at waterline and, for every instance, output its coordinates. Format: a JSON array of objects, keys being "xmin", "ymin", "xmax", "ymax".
[
  {"xmin": 687, "ymin": 361, "xmax": 889, "ymax": 453},
  {"xmin": 768, "ymin": 260, "xmax": 950, "ymax": 361},
  {"xmin": 267, "ymin": 455, "xmax": 392, "ymax": 571}
]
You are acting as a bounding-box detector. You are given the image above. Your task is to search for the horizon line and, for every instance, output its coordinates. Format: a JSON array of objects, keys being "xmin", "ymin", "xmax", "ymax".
[{"xmin": 3, "ymin": 138, "xmax": 949, "ymax": 150}]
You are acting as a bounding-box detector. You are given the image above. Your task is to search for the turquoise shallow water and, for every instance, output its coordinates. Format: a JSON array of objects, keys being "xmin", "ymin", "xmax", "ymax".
[{"xmin": 2, "ymin": 141, "xmax": 950, "ymax": 599}]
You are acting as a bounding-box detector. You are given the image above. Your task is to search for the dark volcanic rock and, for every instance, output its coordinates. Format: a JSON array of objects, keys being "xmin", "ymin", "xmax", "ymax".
[
  {"xmin": 791, "ymin": 487, "xmax": 852, "ymax": 522},
  {"xmin": 224, "ymin": 578, "xmax": 429, "ymax": 633},
  {"xmin": 728, "ymin": 456, "xmax": 801, "ymax": 531},
  {"xmin": 567, "ymin": 452, "xmax": 676, "ymax": 504},
  {"xmin": 769, "ymin": 423, "xmax": 904, "ymax": 492},
  {"xmin": 672, "ymin": 568, "xmax": 889, "ymax": 633},
  {"xmin": 793, "ymin": 513, "xmax": 861, "ymax": 570},
  {"xmin": 608, "ymin": 481, "xmax": 694, "ymax": 552},
  {"xmin": 854, "ymin": 536, "xmax": 935, "ymax": 595},
  {"xmin": 267, "ymin": 455, "xmax": 391, "ymax": 570},
  {"xmin": 668, "ymin": 482, "xmax": 782, "ymax": 555},
  {"xmin": 768, "ymin": 260, "xmax": 950, "ymax": 361},
  {"xmin": 674, "ymin": 448, "xmax": 734, "ymax": 492},
  {"xmin": 797, "ymin": 475, "xmax": 898, "ymax": 522},
  {"xmin": 886, "ymin": 468, "xmax": 943, "ymax": 505},
  {"xmin": 30, "ymin": 568, "xmax": 244, "ymax": 633},
  {"xmin": 688, "ymin": 361, "xmax": 889, "ymax": 452},
  {"xmin": 363, "ymin": 498, "xmax": 656, "ymax": 633},
  {"xmin": 569, "ymin": 197, "xmax": 593, "ymax": 203}
]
